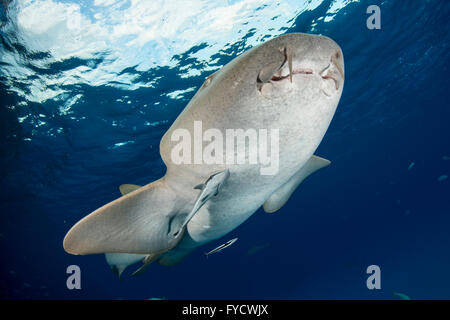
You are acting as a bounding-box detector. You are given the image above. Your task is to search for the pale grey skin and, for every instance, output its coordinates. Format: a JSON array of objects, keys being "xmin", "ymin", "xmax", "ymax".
[{"xmin": 63, "ymin": 33, "xmax": 345, "ymax": 269}]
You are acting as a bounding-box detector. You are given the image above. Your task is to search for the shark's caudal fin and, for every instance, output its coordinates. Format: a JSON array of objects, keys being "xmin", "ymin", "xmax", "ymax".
[
  {"xmin": 263, "ymin": 155, "xmax": 331, "ymax": 213},
  {"xmin": 63, "ymin": 178, "xmax": 188, "ymax": 255}
]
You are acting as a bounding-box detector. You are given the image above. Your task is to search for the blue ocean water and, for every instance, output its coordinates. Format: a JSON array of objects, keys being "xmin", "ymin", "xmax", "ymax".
[{"xmin": 0, "ymin": 0, "xmax": 449, "ymax": 300}]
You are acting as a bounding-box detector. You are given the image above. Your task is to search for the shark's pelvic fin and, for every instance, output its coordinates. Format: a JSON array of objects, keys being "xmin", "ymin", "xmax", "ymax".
[
  {"xmin": 63, "ymin": 179, "xmax": 186, "ymax": 255},
  {"xmin": 105, "ymin": 253, "xmax": 146, "ymax": 279},
  {"xmin": 263, "ymin": 155, "xmax": 330, "ymax": 213},
  {"xmin": 119, "ymin": 184, "xmax": 142, "ymax": 196}
]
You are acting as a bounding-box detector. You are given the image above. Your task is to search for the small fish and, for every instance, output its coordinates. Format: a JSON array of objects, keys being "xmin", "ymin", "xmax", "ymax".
[
  {"xmin": 442, "ymin": 156, "xmax": 450, "ymax": 161},
  {"xmin": 437, "ymin": 175, "xmax": 448, "ymax": 182},
  {"xmin": 174, "ymin": 169, "xmax": 230, "ymax": 237},
  {"xmin": 407, "ymin": 162, "xmax": 415, "ymax": 170},
  {"xmin": 204, "ymin": 238, "xmax": 238, "ymax": 257},
  {"xmin": 393, "ymin": 291, "xmax": 411, "ymax": 300}
]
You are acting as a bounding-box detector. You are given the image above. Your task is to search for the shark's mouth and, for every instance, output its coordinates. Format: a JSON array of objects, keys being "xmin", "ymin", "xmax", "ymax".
[
  {"xmin": 260, "ymin": 65, "xmax": 339, "ymax": 94},
  {"xmin": 257, "ymin": 47, "xmax": 343, "ymax": 96},
  {"xmin": 270, "ymin": 68, "xmax": 313, "ymax": 82},
  {"xmin": 270, "ymin": 62, "xmax": 341, "ymax": 91}
]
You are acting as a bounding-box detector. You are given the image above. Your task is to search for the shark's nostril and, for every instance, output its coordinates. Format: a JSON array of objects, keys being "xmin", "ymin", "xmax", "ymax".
[{"xmin": 331, "ymin": 53, "xmax": 344, "ymax": 80}]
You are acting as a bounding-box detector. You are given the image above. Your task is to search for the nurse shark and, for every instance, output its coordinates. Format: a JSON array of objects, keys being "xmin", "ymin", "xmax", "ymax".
[{"xmin": 63, "ymin": 33, "xmax": 345, "ymax": 275}]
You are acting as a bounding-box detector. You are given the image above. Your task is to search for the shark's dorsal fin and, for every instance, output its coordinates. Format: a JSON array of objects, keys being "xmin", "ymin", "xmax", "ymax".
[
  {"xmin": 263, "ymin": 155, "xmax": 330, "ymax": 213},
  {"xmin": 119, "ymin": 184, "xmax": 142, "ymax": 196}
]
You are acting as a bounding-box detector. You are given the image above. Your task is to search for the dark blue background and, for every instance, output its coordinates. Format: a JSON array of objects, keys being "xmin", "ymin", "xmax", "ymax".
[{"xmin": 0, "ymin": 0, "xmax": 449, "ymax": 299}]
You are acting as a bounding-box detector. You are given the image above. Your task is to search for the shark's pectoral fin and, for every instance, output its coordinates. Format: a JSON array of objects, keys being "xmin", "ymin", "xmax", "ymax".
[
  {"xmin": 119, "ymin": 184, "xmax": 142, "ymax": 196},
  {"xmin": 64, "ymin": 179, "xmax": 187, "ymax": 255},
  {"xmin": 104, "ymin": 184, "xmax": 153, "ymax": 278},
  {"xmin": 263, "ymin": 155, "xmax": 331, "ymax": 213},
  {"xmin": 131, "ymin": 253, "xmax": 162, "ymax": 276}
]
